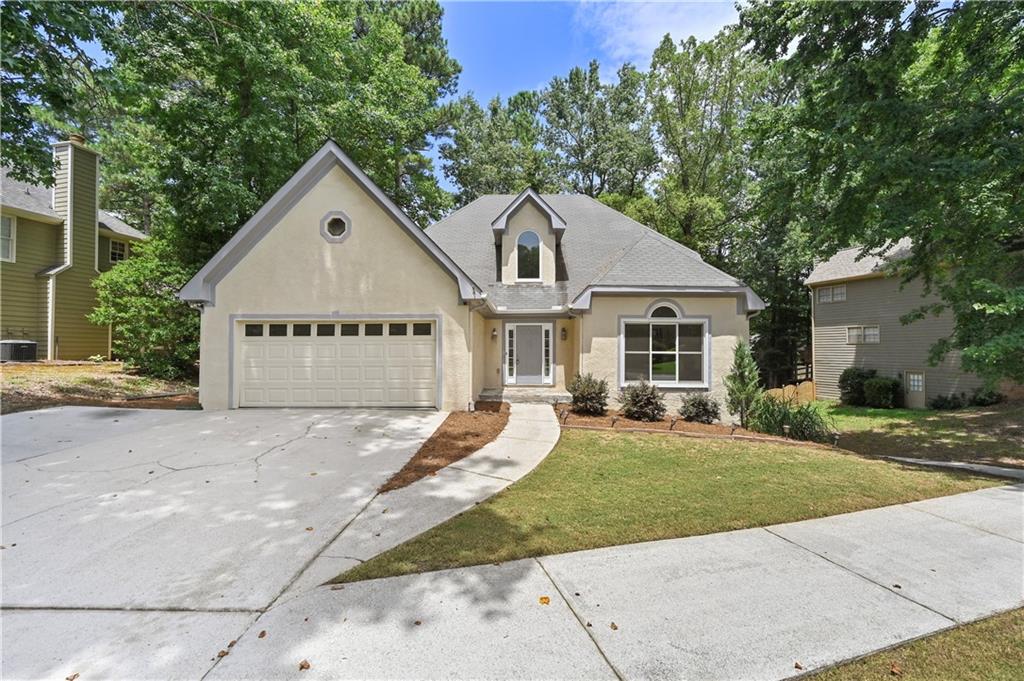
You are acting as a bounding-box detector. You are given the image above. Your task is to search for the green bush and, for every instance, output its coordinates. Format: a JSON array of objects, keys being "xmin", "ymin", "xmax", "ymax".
[
  {"xmin": 863, "ymin": 377, "xmax": 902, "ymax": 409},
  {"xmin": 567, "ymin": 373, "xmax": 609, "ymax": 415},
  {"xmin": 620, "ymin": 380, "xmax": 666, "ymax": 421},
  {"xmin": 748, "ymin": 394, "xmax": 837, "ymax": 443},
  {"xmin": 838, "ymin": 367, "xmax": 876, "ymax": 406},
  {"xmin": 89, "ymin": 238, "xmax": 199, "ymax": 379},
  {"xmin": 929, "ymin": 393, "xmax": 966, "ymax": 410},
  {"xmin": 969, "ymin": 387, "xmax": 1003, "ymax": 407},
  {"xmin": 724, "ymin": 341, "xmax": 761, "ymax": 428},
  {"xmin": 678, "ymin": 394, "xmax": 721, "ymax": 424}
]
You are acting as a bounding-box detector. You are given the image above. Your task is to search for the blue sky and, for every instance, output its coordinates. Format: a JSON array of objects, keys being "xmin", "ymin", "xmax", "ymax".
[{"xmin": 441, "ymin": 1, "xmax": 739, "ymax": 101}]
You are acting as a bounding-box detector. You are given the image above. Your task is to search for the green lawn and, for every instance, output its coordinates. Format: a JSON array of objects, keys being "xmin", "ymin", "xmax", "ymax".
[
  {"xmin": 817, "ymin": 401, "xmax": 1024, "ymax": 468},
  {"xmin": 335, "ymin": 429, "xmax": 1001, "ymax": 583},
  {"xmin": 812, "ymin": 609, "xmax": 1024, "ymax": 681}
]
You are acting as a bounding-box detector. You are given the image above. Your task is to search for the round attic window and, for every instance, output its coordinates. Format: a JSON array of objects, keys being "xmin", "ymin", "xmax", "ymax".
[{"xmin": 326, "ymin": 216, "xmax": 347, "ymax": 237}]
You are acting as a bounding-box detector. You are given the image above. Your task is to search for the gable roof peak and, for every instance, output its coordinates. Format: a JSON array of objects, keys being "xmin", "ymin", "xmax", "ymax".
[{"xmin": 490, "ymin": 187, "xmax": 567, "ymax": 239}]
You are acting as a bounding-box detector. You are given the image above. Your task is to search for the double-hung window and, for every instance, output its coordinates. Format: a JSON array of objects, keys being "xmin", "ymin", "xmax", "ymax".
[
  {"xmin": 109, "ymin": 240, "xmax": 126, "ymax": 263},
  {"xmin": 817, "ymin": 284, "xmax": 846, "ymax": 303},
  {"xmin": 622, "ymin": 305, "xmax": 707, "ymax": 387},
  {"xmin": 1, "ymin": 215, "xmax": 15, "ymax": 262},
  {"xmin": 847, "ymin": 325, "xmax": 880, "ymax": 344}
]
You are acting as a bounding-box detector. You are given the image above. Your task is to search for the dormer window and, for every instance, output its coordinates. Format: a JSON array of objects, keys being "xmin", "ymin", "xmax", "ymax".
[{"xmin": 517, "ymin": 230, "xmax": 541, "ymax": 281}]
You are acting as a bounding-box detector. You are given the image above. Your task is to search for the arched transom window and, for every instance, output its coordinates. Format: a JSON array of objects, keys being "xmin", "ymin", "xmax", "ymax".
[{"xmin": 516, "ymin": 230, "xmax": 541, "ymax": 280}]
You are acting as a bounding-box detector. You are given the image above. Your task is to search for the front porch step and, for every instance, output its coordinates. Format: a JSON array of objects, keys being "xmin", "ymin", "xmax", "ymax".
[{"xmin": 478, "ymin": 386, "xmax": 570, "ymax": 405}]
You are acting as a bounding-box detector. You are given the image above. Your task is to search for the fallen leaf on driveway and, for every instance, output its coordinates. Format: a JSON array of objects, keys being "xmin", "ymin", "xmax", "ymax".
[
  {"xmin": 794, "ymin": 662, "xmax": 803, "ymax": 670},
  {"xmin": 414, "ymin": 620, "xmax": 422, "ymax": 626},
  {"xmin": 305, "ymin": 527, "xmax": 314, "ymax": 532},
  {"xmin": 228, "ymin": 640, "xmax": 237, "ymax": 648},
  {"xmin": 299, "ymin": 659, "xmax": 311, "ymax": 671},
  {"xmin": 610, "ymin": 622, "xmax": 618, "ymax": 631},
  {"xmin": 65, "ymin": 674, "xmax": 79, "ymax": 681},
  {"xmin": 892, "ymin": 584, "xmax": 902, "ymax": 589},
  {"xmin": 890, "ymin": 662, "xmax": 903, "ymax": 676},
  {"xmin": 310, "ymin": 472, "xmax": 317, "ymax": 476},
  {"xmin": 539, "ymin": 596, "xmax": 550, "ymax": 605},
  {"xmin": 217, "ymin": 650, "xmax": 229, "ymax": 658},
  {"xmin": 258, "ymin": 630, "xmax": 267, "ymax": 639}
]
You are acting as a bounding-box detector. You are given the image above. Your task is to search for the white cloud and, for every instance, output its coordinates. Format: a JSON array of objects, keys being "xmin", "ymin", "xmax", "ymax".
[{"xmin": 573, "ymin": 1, "xmax": 739, "ymax": 66}]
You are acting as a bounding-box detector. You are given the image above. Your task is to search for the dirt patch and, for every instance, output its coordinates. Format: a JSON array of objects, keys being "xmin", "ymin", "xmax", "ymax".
[
  {"xmin": 379, "ymin": 401, "xmax": 510, "ymax": 493},
  {"xmin": 1, "ymin": 361, "xmax": 198, "ymax": 414},
  {"xmin": 553, "ymin": 403, "xmax": 755, "ymax": 437}
]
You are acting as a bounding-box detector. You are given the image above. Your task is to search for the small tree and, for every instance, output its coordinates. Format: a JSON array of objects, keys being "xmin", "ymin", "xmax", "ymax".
[
  {"xmin": 90, "ymin": 237, "xmax": 199, "ymax": 378},
  {"xmin": 725, "ymin": 341, "xmax": 761, "ymax": 428}
]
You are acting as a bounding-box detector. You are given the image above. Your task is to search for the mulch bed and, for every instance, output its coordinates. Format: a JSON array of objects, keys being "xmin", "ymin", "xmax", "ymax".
[
  {"xmin": 552, "ymin": 403, "xmax": 831, "ymax": 449},
  {"xmin": 379, "ymin": 401, "xmax": 511, "ymax": 493}
]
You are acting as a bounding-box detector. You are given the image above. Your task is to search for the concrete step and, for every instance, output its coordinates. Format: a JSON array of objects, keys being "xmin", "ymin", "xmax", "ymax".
[{"xmin": 479, "ymin": 387, "xmax": 570, "ymax": 405}]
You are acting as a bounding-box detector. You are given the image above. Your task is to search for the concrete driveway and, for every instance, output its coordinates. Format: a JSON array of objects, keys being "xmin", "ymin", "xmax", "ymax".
[{"xmin": 1, "ymin": 406, "xmax": 447, "ymax": 679}]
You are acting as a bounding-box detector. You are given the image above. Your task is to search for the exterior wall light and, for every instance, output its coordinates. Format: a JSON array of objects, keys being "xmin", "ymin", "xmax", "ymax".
[{"xmin": 560, "ymin": 326, "xmax": 568, "ymax": 341}]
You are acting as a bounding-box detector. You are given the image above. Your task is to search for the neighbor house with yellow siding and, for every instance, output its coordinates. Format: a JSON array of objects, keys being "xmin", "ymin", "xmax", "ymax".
[{"xmin": 1, "ymin": 135, "xmax": 145, "ymax": 360}]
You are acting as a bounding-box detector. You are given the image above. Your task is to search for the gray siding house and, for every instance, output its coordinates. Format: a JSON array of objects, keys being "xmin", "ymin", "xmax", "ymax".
[{"xmin": 806, "ymin": 240, "xmax": 982, "ymax": 408}]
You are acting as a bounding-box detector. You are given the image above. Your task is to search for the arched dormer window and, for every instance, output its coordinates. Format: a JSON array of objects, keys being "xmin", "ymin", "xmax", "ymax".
[{"xmin": 517, "ymin": 230, "xmax": 541, "ymax": 281}]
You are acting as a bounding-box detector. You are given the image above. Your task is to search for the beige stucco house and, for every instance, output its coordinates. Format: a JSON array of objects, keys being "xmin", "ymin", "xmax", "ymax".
[
  {"xmin": 1, "ymin": 135, "xmax": 145, "ymax": 359},
  {"xmin": 180, "ymin": 141, "xmax": 763, "ymax": 411},
  {"xmin": 806, "ymin": 240, "xmax": 983, "ymax": 408}
]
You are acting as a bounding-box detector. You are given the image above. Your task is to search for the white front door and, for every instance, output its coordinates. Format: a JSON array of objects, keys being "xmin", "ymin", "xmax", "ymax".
[
  {"xmin": 505, "ymin": 323, "xmax": 553, "ymax": 386},
  {"xmin": 238, "ymin": 320, "xmax": 437, "ymax": 407}
]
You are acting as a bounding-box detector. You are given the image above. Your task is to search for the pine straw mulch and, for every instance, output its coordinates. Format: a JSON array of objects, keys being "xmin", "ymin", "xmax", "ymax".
[
  {"xmin": 553, "ymin": 403, "xmax": 832, "ymax": 449},
  {"xmin": 379, "ymin": 401, "xmax": 511, "ymax": 493}
]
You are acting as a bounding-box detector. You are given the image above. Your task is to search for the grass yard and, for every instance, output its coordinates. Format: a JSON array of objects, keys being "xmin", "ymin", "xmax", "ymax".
[
  {"xmin": 334, "ymin": 429, "xmax": 1002, "ymax": 583},
  {"xmin": 812, "ymin": 608, "xmax": 1024, "ymax": 681},
  {"xmin": 0, "ymin": 362, "xmax": 197, "ymax": 414},
  {"xmin": 820, "ymin": 401, "xmax": 1024, "ymax": 468}
]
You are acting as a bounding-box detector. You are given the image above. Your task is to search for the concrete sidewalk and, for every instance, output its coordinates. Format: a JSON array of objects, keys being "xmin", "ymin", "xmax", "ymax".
[{"xmin": 209, "ymin": 484, "xmax": 1023, "ymax": 681}]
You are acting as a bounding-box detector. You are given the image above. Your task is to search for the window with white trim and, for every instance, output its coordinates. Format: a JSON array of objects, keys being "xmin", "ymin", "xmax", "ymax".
[
  {"xmin": 516, "ymin": 230, "xmax": 540, "ymax": 280},
  {"xmin": 906, "ymin": 372, "xmax": 924, "ymax": 392},
  {"xmin": 817, "ymin": 284, "xmax": 846, "ymax": 303},
  {"xmin": 1, "ymin": 215, "xmax": 15, "ymax": 262},
  {"xmin": 847, "ymin": 325, "xmax": 880, "ymax": 344},
  {"xmin": 109, "ymin": 240, "xmax": 126, "ymax": 263},
  {"xmin": 622, "ymin": 307, "xmax": 707, "ymax": 386}
]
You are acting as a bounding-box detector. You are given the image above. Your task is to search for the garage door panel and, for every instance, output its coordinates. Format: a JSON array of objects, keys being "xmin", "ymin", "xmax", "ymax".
[{"xmin": 239, "ymin": 320, "xmax": 436, "ymax": 407}]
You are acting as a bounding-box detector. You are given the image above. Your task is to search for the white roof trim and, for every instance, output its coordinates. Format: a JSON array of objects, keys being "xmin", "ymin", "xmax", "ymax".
[
  {"xmin": 490, "ymin": 187, "xmax": 567, "ymax": 239},
  {"xmin": 179, "ymin": 139, "xmax": 483, "ymax": 304},
  {"xmin": 570, "ymin": 285, "xmax": 766, "ymax": 314}
]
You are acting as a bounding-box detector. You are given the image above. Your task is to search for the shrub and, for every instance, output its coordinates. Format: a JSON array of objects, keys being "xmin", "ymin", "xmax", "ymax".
[
  {"xmin": 748, "ymin": 394, "xmax": 837, "ymax": 443},
  {"xmin": 838, "ymin": 367, "xmax": 876, "ymax": 406},
  {"xmin": 88, "ymin": 354, "xmax": 106, "ymax": 364},
  {"xmin": 929, "ymin": 393, "xmax": 966, "ymax": 410},
  {"xmin": 863, "ymin": 377, "xmax": 902, "ymax": 409},
  {"xmin": 567, "ymin": 373, "xmax": 609, "ymax": 415},
  {"xmin": 724, "ymin": 341, "xmax": 761, "ymax": 428},
  {"xmin": 678, "ymin": 394, "xmax": 721, "ymax": 424},
  {"xmin": 620, "ymin": 380, "xmax": 666, "ymax": 421},
  {"xmin": 89, "ymin": 238, "xmax": 199, "ymax": 379},
  {"xmin": 969, "ymin": 387, "xmax": 1003, "ymax": 407}
]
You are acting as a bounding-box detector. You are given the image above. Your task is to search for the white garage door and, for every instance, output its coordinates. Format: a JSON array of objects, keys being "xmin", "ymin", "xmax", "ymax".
[{"xmin": 238, "ymin": 320, "xmax": 437, "ymax": 407}]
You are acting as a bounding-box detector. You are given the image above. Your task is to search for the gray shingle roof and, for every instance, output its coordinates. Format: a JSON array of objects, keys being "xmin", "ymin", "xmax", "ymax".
[
  {"xmin": 428, "ymin": 194, "xmax": 751, "ymax": 311},
  {"xmin": 805, "ymin": 238, "xmax": 913, "ymax": 285},
  {"xmin": 1, "ymin": 167, "xmax": 59, "ymax": 219},
  {"xmin": 1, "ymin": 167, "xmax": 144, "ymax": 240},
  {"xmin": 99, "ymin": 210, "xmax": 145, "ymax": 240}
]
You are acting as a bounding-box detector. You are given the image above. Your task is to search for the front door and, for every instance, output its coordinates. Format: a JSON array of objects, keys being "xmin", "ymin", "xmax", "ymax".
[
  {"xmin": 904, "ymin": 371, "xmax": 926, "ymax": 409},
  {"xmin": 506, "ymin": 323, "xmax": 552, "ymax": 385}
]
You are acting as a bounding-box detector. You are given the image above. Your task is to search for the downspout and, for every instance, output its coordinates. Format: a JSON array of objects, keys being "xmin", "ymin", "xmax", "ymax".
[{"xmin": 466, "ymin": 296, "xmax": 488, "ymax": 411}]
